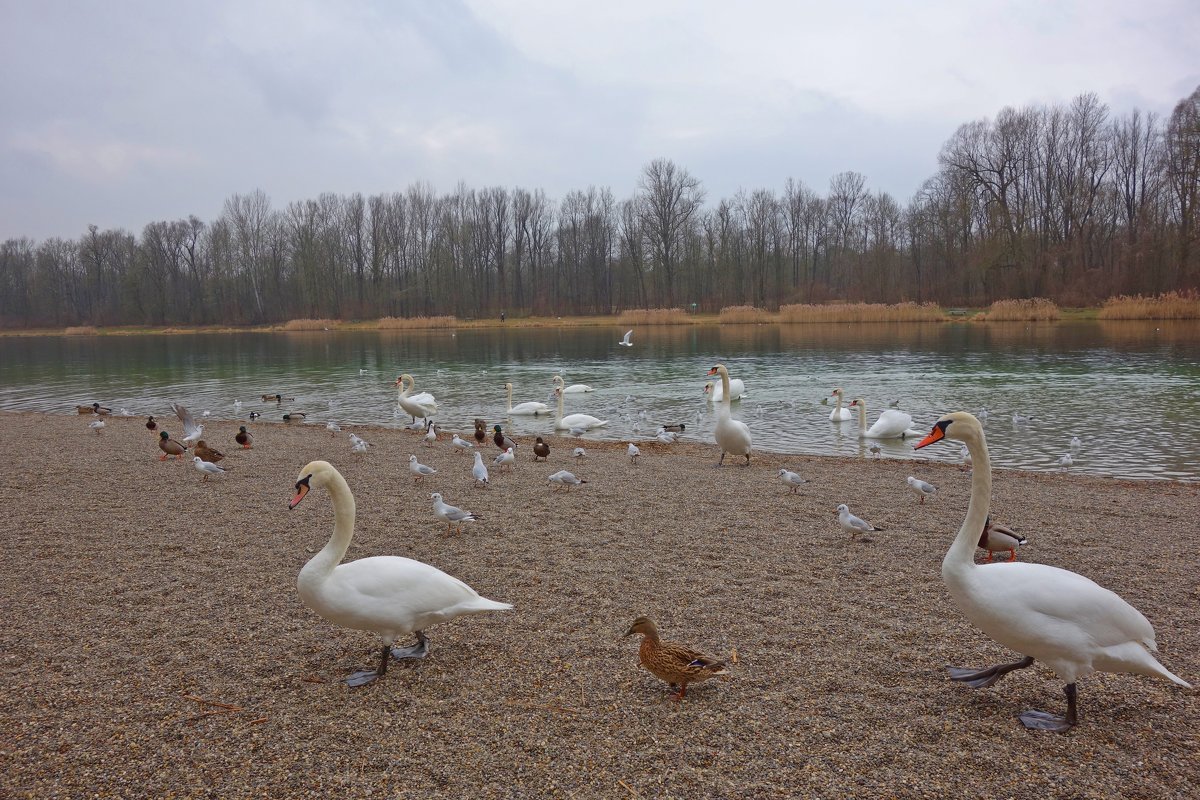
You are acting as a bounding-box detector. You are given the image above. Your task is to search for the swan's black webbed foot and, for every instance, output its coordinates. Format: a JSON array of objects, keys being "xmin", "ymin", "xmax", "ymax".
[
  {"xmin": 947, "ymin": 655, "xmax": 1033, "ymax": 688},
  {"xmin": 1019, "ymin": 683, "xmax": 1077, "ymax": 733},
  {"xmin": 390, "ymin": 630, "xmax": 429, "ymax": 660},
  {"xmin": 345, "ymin": 669, "xmax": 381, "ymax": 687}
]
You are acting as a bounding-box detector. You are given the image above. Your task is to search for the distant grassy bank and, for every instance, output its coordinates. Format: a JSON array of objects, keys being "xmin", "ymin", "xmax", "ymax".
[{"xmin": 5, "ymin": 293, "xmax": 1197, "ymax": 336}]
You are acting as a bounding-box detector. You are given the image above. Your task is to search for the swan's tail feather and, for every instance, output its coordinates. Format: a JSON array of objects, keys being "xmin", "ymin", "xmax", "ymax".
[{"xmin": 470, "ymin": 598, "xmax": 514, "ymax": 613}]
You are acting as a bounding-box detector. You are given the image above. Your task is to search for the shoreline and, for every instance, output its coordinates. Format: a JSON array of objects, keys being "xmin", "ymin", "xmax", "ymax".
[{"xmin": 2, "ymin": 410, "xmax": 1197, "ymax": 797}]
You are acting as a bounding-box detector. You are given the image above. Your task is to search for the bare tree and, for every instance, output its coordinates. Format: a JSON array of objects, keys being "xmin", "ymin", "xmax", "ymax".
[{"xmin": 638, "ymin": 158, "xmax": 705, "ymax": 306}]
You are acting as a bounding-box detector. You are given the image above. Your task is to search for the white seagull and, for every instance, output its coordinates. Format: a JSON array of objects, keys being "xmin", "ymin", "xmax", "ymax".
[
  {"xmin": 193, "ymin": 456, "xmax": 228, "ymax": 481},
  {"xmin": 837, "ymin": 504, "xmax": 883, "ymax": 539},
  {"xmin": 471, "ymin": 451, "xmax": 490, "ymax": 488},
  {"xmin": 423, "ymin": 422, "xmax": 438, "ymax": 448},
  {"xmin": 1070, "ymin": 436, "xmax": 1082, "ymax": 450},
  {"xmin": 408, "ymin": 455, "xmax": 437, "ymax": 483},
  {"xmin": 778, "ymin": 469, "xmax": 808, "ymax": 493},
  {"xmin": 451, "ymin": 434, "xmax": 474, "ymax": 453},
  {"xmin": 907, "ymin": 476, "xmax": 938, "ymax": 504},
  {"xmin": 573, "ymin": 447, "xmax": 587, "ymax": 459},
  {"xmin": 172, "ymin": 402, "xmax": 204, "ymax": 446},
  {"xmin": 430, "ymin": 492, "xmax": 480, "ymax": 534},
  {"xmin": 619, "ymin": 329, "xmax": 633, "ymax": 347},
  {"xmin": 548, "ymin": 470, "xmax": 586, "ymax": 491},
  {"xmin": 88, "ymin": 418, "xmax": 106, "ymax": 434},
  {"xmin": 655, "ymin": 427, "xmax": 678, "ymax": 444},
  {"xmin": 493, "ymin": 446, "xmax": 516, "ymax": 472},
  {"xmin": 627, "ymin": 443, "xmax": 641, "ymax": 463},
  {"xmin": 1058, "ymin": 453, "xmax": 1074, "ymax": 469},
  {"xmin": 326, "ymin": 421, "xmax": 341, "ymax": 436}
]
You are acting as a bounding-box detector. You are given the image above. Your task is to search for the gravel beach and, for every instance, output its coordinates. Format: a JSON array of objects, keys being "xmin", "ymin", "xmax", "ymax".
[{"xmin": 1, "ymin": 410, "xmax": 1197, "ymax": 799}]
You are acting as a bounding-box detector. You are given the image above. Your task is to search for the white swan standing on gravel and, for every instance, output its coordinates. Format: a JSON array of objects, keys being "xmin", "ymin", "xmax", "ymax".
[
  {"xmin": 395, "ymin": 374, "xmax": 437, "ymax": 422},
  {"xmin": 849, "ymin": 397, "xmax": 923, "ymax": 439},
  {"xmin": 553, "ymin": 386, "xmax": 607, "ymax": 431},
  {"xmin": 915, "ymin": 412, "xmax": 1190, "ymax": 732},
  {"xmin": 707, "ymin": 364, "xmax": 752, "ymax": 466},
  {"xmin": 288, "ymin": 461, "xmax": 511, "ymax": 687},
  {"xmin": 504, "ymin": 382, "xmax": 551, "ymax": 416},
  {"xmin": 829, "ymin": 388, "xmax": 853, "ymax": 422}
]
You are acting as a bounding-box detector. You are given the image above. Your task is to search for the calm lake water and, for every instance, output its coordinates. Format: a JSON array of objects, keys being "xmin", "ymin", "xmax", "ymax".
[{"xmin": 2, "ymin": 321, "xmax": 1198, "ymax": 481}]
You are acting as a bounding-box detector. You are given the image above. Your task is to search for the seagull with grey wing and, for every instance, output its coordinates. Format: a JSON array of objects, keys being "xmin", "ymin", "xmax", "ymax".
[
  {"xmin": 837, "ymin": 503, "xmax": 883, "ymax": 540},
  {"xmin": 430, "ymin": 492, "xmax": 480, "ymax": 534},
  {"xmin": 619, "ymin": 329, "xmax": 633, "ymax": 347},
  {"xmin": 472, "ymin": 450, "xmax": 490, "ymax": 488},
  {"xmin": 408, "ymin": 455, "xmax": 437, "ymax": 483},
  {"xmin": 548, "ymin": 470, "xmax": 587, "ymax": 491},
  {"xmin": 193, "ymin": 456, "xmax": 229, "ymax": 482},
  {"xmin": 778, "ymin": 468, "xmax": 808, "ymax": 494},
  {"xmin": 906, "ymin": 476, "xmax": 938, "ymax": 504},
  {"xmin": 172, "ymin": 402, "xmax": 204, "ymax": 447}
]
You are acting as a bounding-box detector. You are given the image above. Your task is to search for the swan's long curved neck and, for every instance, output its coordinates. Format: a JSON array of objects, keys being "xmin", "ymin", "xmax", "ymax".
[
  {"xmin": 856, "ymin": 401, "xmax": 867, "ymax": 435},
  {"xmin": 304, "ymin": 471, "xmax": 357, "ymax": 579},
  {"xmin": 506, "ymin": 384, "xmax": 513, "ymax": 413},
  {"xmin": 720, "ymin": 369, "xmax": 732, "ymax": 412},
  {"xmin": 945, "ymin": 432, "xmax": 991, "ymax": 576},
  {"xmin": 833, "ymin": 392, "xmax": 844, "ymax": 413},
  {"xmin": 556, "ymin": 388, "xmax": 565, "ymax": 421}
]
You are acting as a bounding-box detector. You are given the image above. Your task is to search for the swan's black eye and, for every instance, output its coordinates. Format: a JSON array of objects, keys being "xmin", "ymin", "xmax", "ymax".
[{"xmin": 295, "ymin": 474, "xmax": 312, "ymax": 491}]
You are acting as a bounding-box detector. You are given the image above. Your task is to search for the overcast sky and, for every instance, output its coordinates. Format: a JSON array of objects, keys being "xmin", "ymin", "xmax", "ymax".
[{"xmin": 1, "ymin": 0, "xmax": 1197, "ymax": 242}]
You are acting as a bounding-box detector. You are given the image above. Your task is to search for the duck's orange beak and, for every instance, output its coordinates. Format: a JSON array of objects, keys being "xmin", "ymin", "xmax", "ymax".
[
  {"xmin": 289, "ymin": 477, "xmax": 311, "ymax": 509},
  {"xmin": 915, "ymin": 425, "xmax": 944, "ymax": 449}
]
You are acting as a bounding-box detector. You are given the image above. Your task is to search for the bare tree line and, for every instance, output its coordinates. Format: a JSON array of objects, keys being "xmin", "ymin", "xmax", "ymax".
[{"xmin": 1, "ymin": 86, "xmax": 1196, "ymax": 327}]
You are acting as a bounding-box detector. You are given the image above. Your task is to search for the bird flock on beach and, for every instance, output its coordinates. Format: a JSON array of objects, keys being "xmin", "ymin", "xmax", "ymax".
[{"xmin": 70, "ymin": 329, "xmax": 1191, "ymax": 732}]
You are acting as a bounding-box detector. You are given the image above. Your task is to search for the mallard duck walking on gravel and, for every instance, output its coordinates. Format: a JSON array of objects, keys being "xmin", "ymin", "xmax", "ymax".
[
  {"xmin": 624, "ymin": 616, "xmax": 729, "ymax": 700},
  {"xmin": 235, "ymin": 426, "xmax": 254, "ymax": 449},
  {"xmin": 158, "ymin": 430, "xmax": 187, "ymax": 461}
]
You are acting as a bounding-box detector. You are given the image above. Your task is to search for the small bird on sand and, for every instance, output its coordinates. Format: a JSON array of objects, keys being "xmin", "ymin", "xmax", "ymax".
[
  {"xmin": 193, "ymin": 456, "xmax": 229, "ymax": 481},
  {"xmin": 451, "ymin": 434, "xmax": 474, "ymax": 453},
  {"xmin": 978, "ymin": 516, "xmax": 1029, "ymax": 562},
  {"xmin": 778, "ymin": 469, "xmax": 808, "ymax": 493},
  {"xmin": 235, "ymin": 426, "xmax": 253, "ymax": 449},
  {"xmin": 624, "ymin": 616, "xmax": 729, "ymax": 700},
  {"xmin": 494, "ymin": 446, "xmax": 516, "ymax": 472},
  {"xmin": 431, "ymin": 492, "xmax": 480, "ymax": 534},
  {"xmin": 158, "ymin": 430, "xmax": 187, "ymax": 461},
  {"xmin": 627, "ymin": 443, "xmax": 641, "ymax": 463},
  {"xmin": 408, "ymin": 455, "xmax": 437, "ymax": 483},
  {"xmin": 837, "ymin": 504, "xmax": 883, "ymax": 540},
  {"xmin": 88, "ymin": 418, "xmax": 106, "ymax": 434},
  {"xmin": 573, "ymin": 447, "xmax": 586, "ymax": 459},
  {"xmin": 146, "ymin": 416, "xmax": 157, "ymax": 432},
  {"xmin": 193, "ymin": 440, "xmax": 225, "ymax": 464},
  {"xmin": 533, "ymin": 437, "xmax": 550, "ymax": 461},
  {"xmin": 423, "ymin": 422, "xmax": 438, "ymax": 448},
  {"xmin": 548, "ymin": 470, "xmax": 586, "ymax": 491},
  {"xmin": 493, "ymin": 424, "xmax": 516, "ymax": 451},
  {"xmin": 472, "ymin": 451, "xmax": 490, "ymax": 488},
  {"xmin": 906, "ymin": 476, "xmax": 937, "ymax": 504}
]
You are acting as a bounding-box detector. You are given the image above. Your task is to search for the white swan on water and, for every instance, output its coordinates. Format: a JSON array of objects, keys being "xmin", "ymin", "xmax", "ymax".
[
  {"xmin": 504, "ymin": 382, "xmax": 551, "ymax": 416},
  {"xmin": 829, "ymin": 388, "xmax": 852, "ymax": 422},
  {"xmin": 553, "ymin": 386, "xmax": 607, "ymax": 431},
  {"xmin": 915, "ymin": 412, "xmax": 1190, "ymax": 731},
  {"xmin": 553, "ymin": 375, "xmax": 594, "ymax": 393},
  {"xmin": 849, "ymin": 397, "xmax": 922, "ymax": 439},
  {"xmin": 704, "ymin": 376, "xmax": 746, "ymax": 402},
  {"xmin": 288, "ymin": 460, "xmax": 511, "ymax": 686},
  {"xmin": 707, "ymin": 364, "xmax": 752, "ymax": 466}
]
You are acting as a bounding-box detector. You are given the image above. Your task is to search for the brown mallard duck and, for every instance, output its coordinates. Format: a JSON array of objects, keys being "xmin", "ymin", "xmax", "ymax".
[
  {"xmin": 193, "ymin": 440, "xmax": 225, "ymax": 463},
  {"xmin": 235, "ymin": 426, "xmax": 253, "ymax": 449},
  {"xmin": 473, "ymin": 418, "xmax": 487, "ymax": 445},
  {"xmin": 92, "ymin": 403, "xmax": 112, "ymax": 416},
  {"xmin": 978, "ymin": 516, "xmax": 1027, "ymax": 562},
  {"xmin": 493, "ymin": 424, "xmax": 516, "ymax": 452},
  {"xmin": 533, "ymin": 436, "xmax": 550, "ymax": 461},
  {"xmin": 145, "ymin": 415, "xmax": 157, "ymax": 432},
  {"xmin": 624, "ymin": 617, "xmax": 729, "ymax": 700},
  {"xmin": 283, "ymin": 412, "xmax": 307, "ymax": 422},
  {"xmin": 158, "ymin": 430, "xmax": 187, "ymax": 461},
  {"xmin": 76, "ymin": 404, "xmax": 95, "ymax": 414}
]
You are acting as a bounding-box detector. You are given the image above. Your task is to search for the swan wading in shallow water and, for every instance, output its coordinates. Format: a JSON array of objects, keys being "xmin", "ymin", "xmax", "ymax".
[
  {"xmin": 707, "ymin": 364, "xmax": 752, "ymax": 466},
  {"xmin": 394, "ymin": 374, "xmax": 437, "ymax": 422},
  {"xmin": 829, "ymin": 388, "xmax": 853, "ymax": 422},
  {"xmin": 288, "ymin": 461, "xmax": 511, "ymax": 686},
  {"xmin": 849, "ymin": 398, "xmax": 922, "ymax": 440},
  {"xmin": 504, "ymin": 382, "xmax": 551, "ymax": 416},
  {"xmin": 552, "ymin": 387, "xmax": 607, "ymax": 431},
  {"xmin": 915, "ymin": 412, "xmax": 1190, "ymax": 732}
]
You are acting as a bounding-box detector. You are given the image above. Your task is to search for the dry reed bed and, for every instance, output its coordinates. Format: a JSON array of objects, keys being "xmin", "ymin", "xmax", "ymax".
[
  {"xmin": 377, "ymin": 315, "xmax": 458, "ymax": 329},
  {"xmin": 718, "ymin": 305, "xmax": 775, "ymax": 324},
  {"xmin": 1, "ymin": 412, "xmax": 1197, "ymax": 798},
  {"xmin": 977, "ymin": 298, "xmax": 1062, "ymax": 322},
  {"xmin": 779, "ymin": 301, "xmax": 945, "ymax": 323},
  {"xmin": 1098, "ymin": 291, "xmax": 1200, "ymax": 320},
  {"xmin": 281, "ymin": 318, "xmax": 341, "ymax": 331}
]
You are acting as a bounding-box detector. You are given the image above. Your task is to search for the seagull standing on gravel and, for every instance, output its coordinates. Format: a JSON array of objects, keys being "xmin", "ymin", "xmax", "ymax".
[
  {"xmin": 472, "ymin": 451, "xmax": 490, "ymax": 488},
  {"xmin": 619, "ymin": 329, "xmax": 633, "ymax": 347},
  {"xmin": 430, "ymin": 492, "xmax": 480, "ymax": 534},
  {"xmin": 548, "ymin": 470, "xmax": 586, "ymax": 491},
  {"xmin": 906, "ymin": 476, "xmax": 938, "ymax": 504},
  {"xmin": 89, "ymin": 418, "xmax": 106, "ymax": 435},
  {"xmin": 326, "ymin": 421, "xmax": 341, "ymax": 437},
  {"xmin": 627, "ymin": 443, "xmax": 641, "ymax": 463},
  {"xmin": 423, "ymin": 422, "xmax": 438, "ymax": 448},
  {"xmin": 493, "ymin": 446, "xmax": 516, "ymax": 472},
  {"xmin": 778, "ymin": 469, "xmax": 807, "ymax": 493},
  {"xmin": 408, "ymin": 455, "xmax": 437, "ymax": 483},
  {"xmin": 451, "ymin": 434, "xmax": 474, "ymax": 453},
  {"xmin": 573, "ymin": 447, "xmax": 586, "ymax": 459},
  {"xmin": 193, "ymin": 456, "xmax": 228, "ymax": 481},
  {"xmin": 837, "ymin": 504, "xmax": 883, "ymax": 540},
  {"xmin": 868, "ymin": 442, "xmax": 882, "ymax": 458}
]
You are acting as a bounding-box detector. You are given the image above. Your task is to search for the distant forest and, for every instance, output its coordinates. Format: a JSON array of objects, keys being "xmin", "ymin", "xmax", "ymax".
[{"xmin": 1, "ymin": 86, "xmax": 1197, "ymax": 327}]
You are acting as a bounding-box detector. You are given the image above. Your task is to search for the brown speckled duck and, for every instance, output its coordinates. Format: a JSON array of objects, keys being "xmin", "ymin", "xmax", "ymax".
[
  {"xmin": 235, "ymin": 426, "xmax": 253, "ymax": 449},
  {"xmin": 193, "ymin": 440, "xmax": 225, "ymax": 463},
  {"xmin": 978, "ymin": 516, "xmax": 1028, "ymax": 562},
  {"xmin": 624, "ymin": 616, "xmax": 729, "ymax": 700},
  {"xmin": 158, "ymin": 430, "xmax": 187, "ymax": 461},
  {"xmin": 145, "ymin": 415, "xmax": 157, "ymax": 432},
  {"xmin": 533, "ymin": 436, "xmax": 550, "ymax": 461},
  {"xmin": 473, "ymin": 419, "xmax": 487, "ymax": 446}
]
